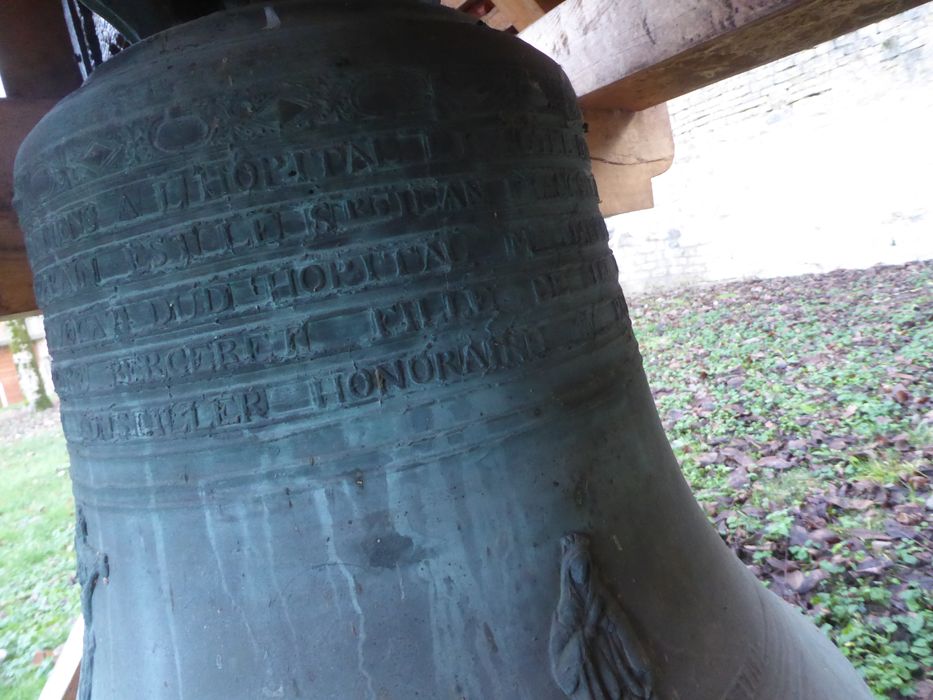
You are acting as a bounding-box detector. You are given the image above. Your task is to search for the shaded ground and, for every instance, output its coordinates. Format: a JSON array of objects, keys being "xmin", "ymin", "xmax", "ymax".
[
  {"xmin": 0, "ymin": 262, "xmax": 930, "ymax": 698},
  {"xmin": 631, "ymin": 261, "xmax": 933, "ymax": 699},
  {"xmin": 0, "ymin": 405, "xmax": 62, "ymax": 442}
]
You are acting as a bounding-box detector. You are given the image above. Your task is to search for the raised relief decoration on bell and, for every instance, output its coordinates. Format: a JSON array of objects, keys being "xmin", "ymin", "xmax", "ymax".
[
  {"xmin": 75, "ymin": 507, "xmax": 110, "ymax": 700},
  {"xmin": 550, "ymin": 534, "xmax": 654, "ymax": 700}
]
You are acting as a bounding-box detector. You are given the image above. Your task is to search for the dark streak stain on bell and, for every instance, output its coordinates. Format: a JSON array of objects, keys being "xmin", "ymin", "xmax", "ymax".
[{"xmin": 13, "ymin": 1, "xmax": 874, "ymax": 698}]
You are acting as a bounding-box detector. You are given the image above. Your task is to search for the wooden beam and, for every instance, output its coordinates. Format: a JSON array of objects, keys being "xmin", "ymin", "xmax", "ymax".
[
  {"xmin": 441, "ymin": 0, "xmax": 562, "ymax": 30},
  {"xmin": 0, "ymin": 0, "xmax": 82, "ymax": 99},
  {"xmin": 437, "ymin": 0, "xmax": 676, "ymax": 216},
  {"xmin": 0, "ymin": 99, "xmax": 57, "ymax": 204},
  {"xmin": 0, "ymin": 99, "xmax": 55, "ymax": 318},
  {"xmin": 0, "ymin": 226, "xmax": 37, "ymax": 319},
  {"xmin": 520, "ymin": 0, "xmax": 930, "ymax": 111},
  {"xmin": 490, "ymin": 0, "xmax": 562, "ymax": 30},
  {"xmin": 585, "ymin": 105, "xmax": 674, "ymax": 216},
  {"xmin": 0, "ymin": 1, "xmax": 76, "ymax": 317},
  {"xmin": 480, "ymin": 7, "xmax": 515, "ymax": 31}
]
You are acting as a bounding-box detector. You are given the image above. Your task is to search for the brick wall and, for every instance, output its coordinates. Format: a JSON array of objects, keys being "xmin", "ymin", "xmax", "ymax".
[
  {"xmin": 0, "ymin": 346, "xmax": 25, "ymax": 406},
  {"xmin": 608, "ymin": 4, "xmax": 933, "ymax": 294},
  {"xmin": 0, "ymin": 317, "xmax": 56, "ymax": 406}
]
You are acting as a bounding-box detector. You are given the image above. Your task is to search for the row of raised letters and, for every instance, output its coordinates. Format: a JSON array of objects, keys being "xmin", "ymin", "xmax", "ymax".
[
  {"xmin": 37, "ymin": 133, "xmax": 432, "ymax": 235},
  {"xmin": 531, "ymin": 254, "xmax": 619, "ymax": 303},
  {"xmin": 62, "ymin": 329, "xmax": 544, "ymax": 443},
  {"xmin": 37, "ymin": 215, "xmax": 464, "ymax": 309},
  {"xmin": 540, "ymin": 294, "xmax": 628, "ymax": 349},
  {"xmin": 36, "ymin": 208, "xmax": 317, "ymax": 303},
  {"xmin": 36, "ymin": 196, "xmax": 600, "ymax": 306},
  {"xmin": 370, "ymin": 285, "xmax": 499, "ymax": 340},
  {"xmin": 275, "ymin": 296, "xmax": 627, "ymax": 417},
  {"xmin": 502, "ymin": 216, "xmax": 607, "ymax": 259},
  {"xmin": 462, "ymin": 126, "xmax": 587, "ymax": 163},
  {"xmin": 54, "ymin": 318, "xmax": 315, "ymax": 395},
  {"xmin": 299, "ymin": 296, "xmax": 627, "ymax": 415},
  {"xmin": 44, "ymin": 226, "xmax": 612, "ymax": 359},
  {"xmin": 19, "ymin": 60, "xmax": 572, "ymax": 208},
  {"xmin": 32, "ymin": 120, "xmax": 587, "ymax": 257},
  {"xmin": 34, "ymin": 162, "xmax": 592, "ymax": 297},
  {"xmin": 270, "ymin": 328, "xmax": 550, "ymax": 414},
  {"xmin": 45, "ymin": 236, "xmax": 462, "ymax": 349},
  {"xmin": 32, "ymin": 174, "xmax": 485, "ymax": 291},
  {"xmin": 112, "ymin": 319, "xmax": 315, "ymax": 388},
  {"xmin": 51, "ymin": 282, "xmax": 503, "ymax": 396},
  {"xmin": 59, "ymin": 296, "xmax": 628, "ymax": 443},
  {"xmin": 521, "ymin": 169, "xmax": 597, "ymax": 201},
  {"xmin": 63, "ymin": 388, "xmax": 269, "ymax": 442}
]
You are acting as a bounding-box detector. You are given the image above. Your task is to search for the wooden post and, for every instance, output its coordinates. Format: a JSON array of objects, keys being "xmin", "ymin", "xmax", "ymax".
[{"xmin": 38, "ymin": 617, "xmax": 83, "ymax": 700}]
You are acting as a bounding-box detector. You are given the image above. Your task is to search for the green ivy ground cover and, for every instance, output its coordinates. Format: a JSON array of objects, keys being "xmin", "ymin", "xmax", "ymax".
[{"xmin": 631, "ymin": 261, "xmax": 932, "ymax": 699}]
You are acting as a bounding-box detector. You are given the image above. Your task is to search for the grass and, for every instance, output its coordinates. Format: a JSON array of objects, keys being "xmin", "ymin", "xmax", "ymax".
[{"xmin": 0, "ymin": 429, "xmax": 78, "ymax": 700}]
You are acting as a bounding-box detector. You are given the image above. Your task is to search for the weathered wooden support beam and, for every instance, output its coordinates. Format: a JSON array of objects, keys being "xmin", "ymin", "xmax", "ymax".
[
  {"xmin": 443, "ymin": 0, "xmax": 676, "ymax": 217},
  {"xmin": 0, "ymin": 0, "xmax": 82, "ymax": 98},
  {"xmin": 0, "ymin": 100, "xmax": 58, "ymax": 204},
  {"xmin": 585, "ymin": 105, "xmax": 674, "ymax": 217},
  {"xmin": 0, "ymin": 0, "xmax": 80, "ymax": 318},
  {"xmin": 519, "ymin": 0, "xmax": 931, "ymax": 111},
  {"xmin": 38, "ymin": 617, "xmax": 83, "ymax": 700},
  {"xmin": 480, "ymin": 7, "xmax": 516, "ymax": 31},
  {"xmin": 488, "ymin": 0, "xmax": 562, "ymax": 29},
  {"xmin": 0, "ymin": 238, "xmax": 38, "ymax": 320},
  {"xmin": 0, "ymin": 99, "xmax": 57, "ymax": 318},
  {"xmin": 440, "ymin": 0, "xmax": 560, "ymax": 30}
]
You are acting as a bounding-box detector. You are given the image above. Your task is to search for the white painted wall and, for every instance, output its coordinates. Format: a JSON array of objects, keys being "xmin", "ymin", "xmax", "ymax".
[{"xmin": 609, "ymin": 5, "xmax": 933, "ymax": 294}]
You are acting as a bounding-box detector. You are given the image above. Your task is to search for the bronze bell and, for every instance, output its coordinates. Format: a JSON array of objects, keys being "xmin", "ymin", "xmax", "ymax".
[{"xmin": 14, "ymin": 2, "xmax": 873, "ymax": 697}]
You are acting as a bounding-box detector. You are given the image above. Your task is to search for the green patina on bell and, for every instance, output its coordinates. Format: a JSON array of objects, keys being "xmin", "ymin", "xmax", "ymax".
[{"xmin": 14, "ymin": 2, "xmax": 873, "ymax": 697}]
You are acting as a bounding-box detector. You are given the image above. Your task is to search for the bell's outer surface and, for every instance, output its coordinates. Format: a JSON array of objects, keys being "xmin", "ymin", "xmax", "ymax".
[{"xmin": 15, "ymin": 3, "xmax": 872, "ymax": 698}]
